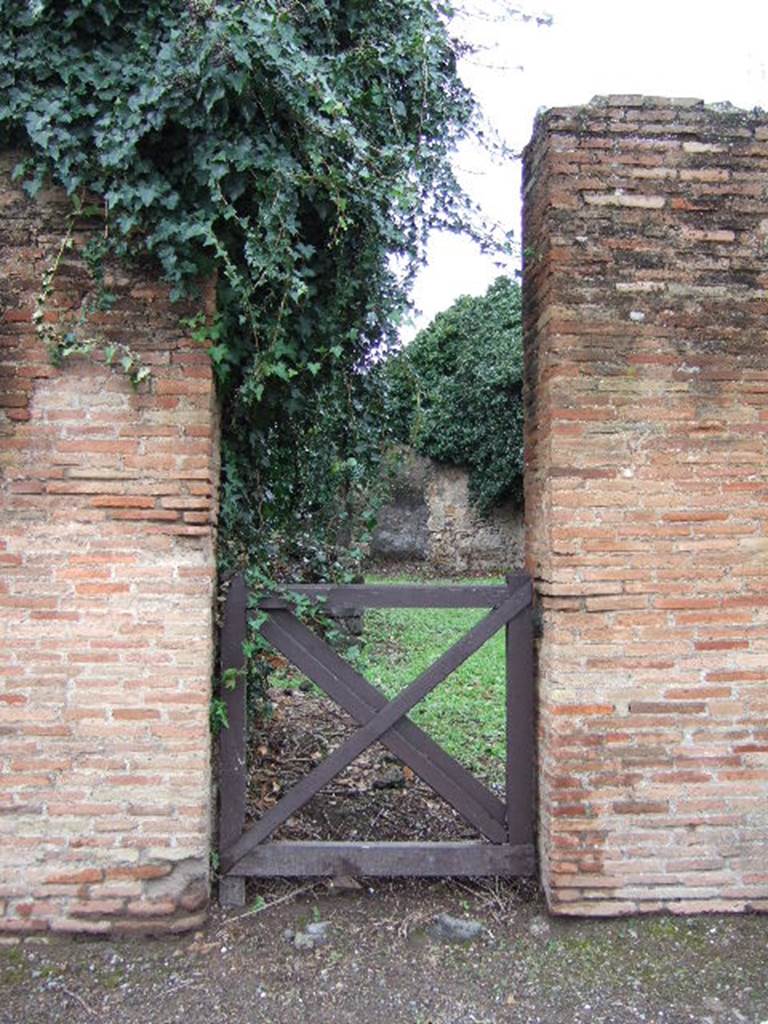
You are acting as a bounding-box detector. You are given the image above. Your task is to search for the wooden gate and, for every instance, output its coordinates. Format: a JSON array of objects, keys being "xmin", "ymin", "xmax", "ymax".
[{"xmin": 217, "ymin": 575, "xmax": 535, "ymax": 906}]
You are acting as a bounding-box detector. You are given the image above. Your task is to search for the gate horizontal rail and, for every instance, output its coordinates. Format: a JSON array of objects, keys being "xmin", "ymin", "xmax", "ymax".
[{"xmin": 217, "ymin": 575, "xmax": 535, "ymax": 906}]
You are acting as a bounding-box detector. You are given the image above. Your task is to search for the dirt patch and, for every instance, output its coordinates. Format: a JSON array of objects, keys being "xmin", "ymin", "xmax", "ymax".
[
  {"xmin": 2, "ymin": 880, "xmax": 768, "ymax": 1024},
  {"xmin": 246, "ymin": 686, "xmax": 488, "ymax": 843}
]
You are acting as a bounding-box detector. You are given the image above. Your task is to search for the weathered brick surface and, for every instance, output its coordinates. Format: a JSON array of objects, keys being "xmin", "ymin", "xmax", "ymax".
[
  {"xmin": 0, "ymin": 153, "xmax": 218, "ymax": 933},
  {"xmin": 523, "ymin": 97, "xmax": 768, "ymax": 915}
]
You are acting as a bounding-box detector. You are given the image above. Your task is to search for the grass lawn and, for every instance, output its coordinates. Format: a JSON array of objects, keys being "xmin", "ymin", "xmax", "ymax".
[
  {"xmin": 265, "ymin": 574, "xmax": 509, "ymax": 787},
  {"xmin": 359, "ymin": 574, "xmax": 507, "ymax": 786}
]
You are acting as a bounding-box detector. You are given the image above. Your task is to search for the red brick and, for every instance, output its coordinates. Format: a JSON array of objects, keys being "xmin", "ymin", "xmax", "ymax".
[
  {"xmin": 706, "ymin": 671, "xmax": 764, "ymax": 682},
  {"xmin": 654, "ymin": 597, "xmax": 720, "ymax": 610},
  {"xmin": 629, "ymin": 702, "xmax": 707, "ymax": 715},
  {"xmin": 112, "ymin": 709, "xmax": 161, "ymax": 721},
  {"xmin": 106, "ymin": 865, "xmax": 172, "ymax": 881},
  {"xmin": 695, "ymin": 640, "xmax": 749, "ymax": 651},
  {"xmin": 90, "ymin": 495, "xmax": 155, "ymax": 509},
  {"xmin": 1, "ymin": 172, "xmax": 217, "ymax": 935},
  {"xmin": 45, "ymin": 869, "xmax": 103, "ymax": 885},
  {"xmin": 664, "ymin": 687, "xmax": 732, "ymax": 699},
  {"xmin": 69, "ymin": 899, "xmax": 126, "ymax": 917},
  {"xmin": 74, "ymin": 583, "xmax": 131, "ymax": 596},
  {"xmin": 525, "ymin": 97, "xmax": 768, "ymax": 917},
  {"xmin": 108, "ymin": 509, "xmax": 179, "ymax": 522},
  {"xmin": 613, "ymin": 801, "xmax": 669, "ymax": 815},
  {"xmin": 551, "ymin": 704, "xmax": 615, "ymax": 716},
  {"xmin": 126, "ymin": 899, "xmax": 177, "ymax": 917}
]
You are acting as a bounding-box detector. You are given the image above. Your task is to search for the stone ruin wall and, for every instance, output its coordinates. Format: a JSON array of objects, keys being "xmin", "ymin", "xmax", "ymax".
[
  {"xmin": 370, "ymin": 449, "xmax": 525, "ymax": 575},
  {"xmin": 0, "ymin": 154, "xmax": 219, "ymax": 935},
  {"xmin": 524, "ymin": 97, "xmax": 768, "ymax": 915}
]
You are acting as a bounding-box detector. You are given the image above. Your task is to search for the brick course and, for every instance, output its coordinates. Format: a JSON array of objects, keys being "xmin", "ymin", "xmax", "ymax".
[
  {"xmin": 0, "ymin": 153, "xmax": 218, "ymax": 933},
  {"xmin": 523, "ymin": 97, "xmax": 768, "ymax": 915}
]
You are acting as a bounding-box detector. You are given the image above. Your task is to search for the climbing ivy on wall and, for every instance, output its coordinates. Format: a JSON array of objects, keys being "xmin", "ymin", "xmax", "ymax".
[
  {"xmin": 0, "ymin": 0, "xmax": 505, "ymax": 582},
  {"xmin": 0, "ymin": 0, "xmax": 533, "ymax": 752},
  {"xmin": 0, "ymin": 0, "xmax": 486, "ymax": 381}
]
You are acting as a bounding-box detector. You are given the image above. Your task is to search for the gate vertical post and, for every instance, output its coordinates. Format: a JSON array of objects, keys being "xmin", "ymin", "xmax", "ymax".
[
  {"xmin": 218, "ymin": 573, "xmax": 249, "ymax": 907},
  {"xmin": 505, "ymin": 574, "xmax": 535, "ymax": 848}
]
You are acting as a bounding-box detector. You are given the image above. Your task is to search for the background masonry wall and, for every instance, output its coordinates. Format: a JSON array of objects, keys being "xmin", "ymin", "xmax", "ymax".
[
  {"xmin": 370, "ymin": 447, "xmax": 524, "ymax": 574},
  {"xmin": 523, "ymin": 97, "xmax": 768, "ymax": 915},
  {"xmin": 0, "ymin": 155, "xmax": 219, "ymax": 934}
]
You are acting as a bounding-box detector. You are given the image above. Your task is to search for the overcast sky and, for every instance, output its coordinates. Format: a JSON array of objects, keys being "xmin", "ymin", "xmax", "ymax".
[{"xmin": 403, "ymin": 0, "xmax": 768, "ymax": 339}]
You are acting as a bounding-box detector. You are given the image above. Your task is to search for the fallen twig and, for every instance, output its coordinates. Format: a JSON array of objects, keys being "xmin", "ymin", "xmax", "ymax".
[
  {"xmin": 216, "ymin": 881, "xmax": 323, "ymax": 931},
  {"xmin": 60, "ymin": 984, "xmax": 96, "ymax": 1017}
]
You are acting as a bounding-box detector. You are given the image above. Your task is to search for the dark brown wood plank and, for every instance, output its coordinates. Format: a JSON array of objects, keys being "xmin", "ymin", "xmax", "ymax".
[
  {"xmin": 257, "ymin": 583, "xmax": 510, "ymax": 611},
  {"xmin": 218, "ymin": 876, "xmax": 246, "ymax": 908},
  {"xmin": 505, "ymin": 577, "xmax": 536, "ymax": 848},
  {"xmin": 264, "ymin": 609, "xmax": 506, "ymax": 825},
  {"xmin": 261, "ymin": 609, "xmax": 507, "ymax": 840},
  {"xmin": 233, "ymin": 841, "xmax": 536, "ymax": 877},
  {"xmin": 221, "ymin": 585, "xmax": 532, "ymax": 873},
  {"xmin": 218, "ymin": 573, "xmax": 249, "ymax": 854}
]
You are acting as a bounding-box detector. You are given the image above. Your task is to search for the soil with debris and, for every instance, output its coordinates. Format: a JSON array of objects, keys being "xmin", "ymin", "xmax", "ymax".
[
  {"xmin": 247, "ymin": 685, "xmax": 485, "ymax": 843},
  {"xmin": 3, "ymin": 878, "xmax": 768, "ymax": 1024}
]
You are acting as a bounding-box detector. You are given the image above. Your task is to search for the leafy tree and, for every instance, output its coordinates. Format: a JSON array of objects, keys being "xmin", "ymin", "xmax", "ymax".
[{"xmin": 384, "ymin": 275, "xmax": 524, "ymax": 516}]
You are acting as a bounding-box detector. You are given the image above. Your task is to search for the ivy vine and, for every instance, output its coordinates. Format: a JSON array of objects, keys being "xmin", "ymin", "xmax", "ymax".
[
  {"xmin": 0, "ymin": 1, "xmax": 500, "ymax": 398},
  {"xmin": 0, "ymin": 0, "xmax": 511, "ymax": 717},
  {"xmin": 33, "ymin": 195, "xmax": 151, "ymax": 387}
]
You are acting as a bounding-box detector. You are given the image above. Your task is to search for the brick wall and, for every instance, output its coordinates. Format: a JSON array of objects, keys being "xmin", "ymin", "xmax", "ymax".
[
  {"xmin": 524, "ymin": 97, "xmax": 768, "ymax": 915},
  {"xmin": 0, "ymin": 154, "xmax": 219, "ymax": 934}
]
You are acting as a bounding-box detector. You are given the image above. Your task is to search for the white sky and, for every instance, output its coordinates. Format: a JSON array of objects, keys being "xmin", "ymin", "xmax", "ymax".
[{"xmin": 403, "ymin": 0, "xmax": 768, "ymax": 339}]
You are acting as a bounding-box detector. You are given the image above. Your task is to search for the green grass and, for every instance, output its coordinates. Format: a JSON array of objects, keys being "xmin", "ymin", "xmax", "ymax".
[
  {"xmin": 359, "ymin": 574, "xmax": 506, "ymax": 785},
  {"xmin": 266, "ymin": 574, "xmax": 508, "ymax": 786}
]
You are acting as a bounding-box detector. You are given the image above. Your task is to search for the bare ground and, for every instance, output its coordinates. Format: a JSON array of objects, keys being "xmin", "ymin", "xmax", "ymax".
[{"xmin": 3, "ymin": 879, "xmax": 768, "ymax": 1024}]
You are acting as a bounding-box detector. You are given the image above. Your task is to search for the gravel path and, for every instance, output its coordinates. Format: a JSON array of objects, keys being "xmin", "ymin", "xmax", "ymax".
[{"xmin": 2, "ymin": 879, "xmax": 767, "ymax": 1024}]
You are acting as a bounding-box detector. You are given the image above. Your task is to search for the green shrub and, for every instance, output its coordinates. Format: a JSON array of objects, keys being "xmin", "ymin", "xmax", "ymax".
[{"xmin": 384, "ymin": 276, "xmax": 524, "ymax": 515}]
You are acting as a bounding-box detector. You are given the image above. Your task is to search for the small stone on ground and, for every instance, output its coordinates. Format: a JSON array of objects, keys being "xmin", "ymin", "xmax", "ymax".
[{"xmin": 427, "ymin": 913, "xmax": 485, "ymax": 943}]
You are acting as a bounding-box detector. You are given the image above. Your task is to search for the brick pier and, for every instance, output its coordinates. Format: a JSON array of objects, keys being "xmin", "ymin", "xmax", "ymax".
[
  {"xmin": 524, "ymin": 97, "xmax": 768, "ymax": 914},
  {"xmin": 0, "ymin": 155, "xmax": 219, "ymax": 933}
]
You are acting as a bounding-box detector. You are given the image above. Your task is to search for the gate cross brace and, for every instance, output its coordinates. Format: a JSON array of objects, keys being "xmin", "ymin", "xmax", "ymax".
[
  {"xmin": 261, "ymin": 610, "xmax": 506, "ymax": 837},
  {"xmin": 220, "ymin": 582, "xmax": 531, "ymax": 875}
]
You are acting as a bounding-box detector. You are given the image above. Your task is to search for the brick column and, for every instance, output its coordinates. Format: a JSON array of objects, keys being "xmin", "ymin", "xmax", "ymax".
[
  {"xmin": 523, "ymin": 97, "xmax": 768, "ymax": 915},
  {"xmin": 0, "ymin": 154, "xmax": 219, "ymax": 934}
]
